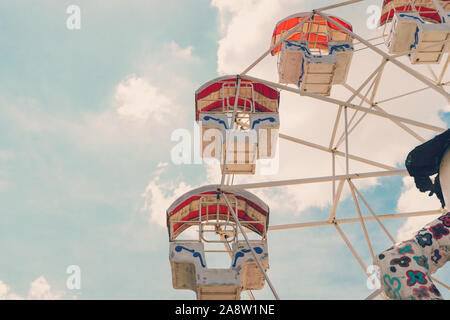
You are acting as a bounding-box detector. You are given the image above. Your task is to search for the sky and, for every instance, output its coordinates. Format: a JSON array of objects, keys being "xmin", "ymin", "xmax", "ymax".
[{"xmin": 0, "ymin": 0, "xmax": 449, "ymax": 300}]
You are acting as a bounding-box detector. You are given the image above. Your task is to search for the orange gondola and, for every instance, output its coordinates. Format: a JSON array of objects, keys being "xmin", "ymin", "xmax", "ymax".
[{"xmin": 270, "ymin": 12, "xmax": 354, "ymax": 95}]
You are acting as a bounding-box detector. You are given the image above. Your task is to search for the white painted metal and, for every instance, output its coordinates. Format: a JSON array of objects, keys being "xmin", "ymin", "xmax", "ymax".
[
  {"xmin": 221, "ymin": 169, "xmax": 408, "ymax": 191},
  {"xmin": 240, "ymin": 74, "xmax": 447, "ymax": 132},
  {"xmin": 438, "ymin": 55, "xmax": 450, "ymax": 83},
  {"xmin": 330, "ymin": 60, "xmax": 387, "ymax": 149},
  {"xmin": 279, "ymin": 133, "xmax": 397, "ymax": 170},
  {"xmin": 219, "ymin": 234, "xmax": 256, "ymax": 300},
  {"xmin": 342, "ymin": 83, "xmax": 427, "ymax": 143},
  {"xmin": 317, "ymin": 11, "xmax": 450, "ymax": 101},
  {"xmin": 268, "ymin": 209, "xmax": 443, "ymax": 231},
  {"xmin": 241, "ymin": 13, "xmax": 314, "ymax": 76},
  {"xmin": 349, "ymin": 180, "xmax": 397, "ymax": 245},
  {"xmin": 222, "ymin": 193, "xmax": 280, "ymax": 300},
  {"xmin": 349, "ymin": 180, "xmax": 375, "ymax": 259},
  {"xmin": 329, "ymin": 179, "xmax": 345, "ymax": 222},
  {"xmin": 365, "ymin": 289, "xmax": 382, "ymax": 300},
  {"xmin": 334, "ymin": 222, "xmax": 369, "ymax": 275},
  {"xmin": 190, "ymin": 0, "xmax": 450, "ymax": 300},
  {"xmin": 375, "ymin": 81, "xmax": 450, "ymax": 104},
  {"xmin": 315, "ymin": 0, "xmax": 364, "ymax": 12}
]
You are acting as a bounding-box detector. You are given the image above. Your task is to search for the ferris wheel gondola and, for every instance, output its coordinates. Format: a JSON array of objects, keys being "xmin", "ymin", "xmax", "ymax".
[
  {"xmin": 195, "ymin": 75, "xmax": 280, "ymax": 174},
  {"xmin": 380, "ymin": 0, "xmax": 450, "ymax": 64},
  {"xmin": 167, "ymin": 185, "xmax": 271, "ymax": 300},
  {"xmin": 270, "ymin": 12, "xmax": 354, "ymax": 95},
  {"xmin": 166, "ymin": 0, "xmax": 450, "ymax": 300}
]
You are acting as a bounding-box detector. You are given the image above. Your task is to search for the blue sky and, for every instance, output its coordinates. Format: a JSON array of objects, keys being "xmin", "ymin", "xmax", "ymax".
[
  {"xmin": 0, "ymin": 0, "xmax": 449, "ymax": 300},
  {"xmin": 0, "ymin": 0, "xmax": 218, "ymax": 299}
]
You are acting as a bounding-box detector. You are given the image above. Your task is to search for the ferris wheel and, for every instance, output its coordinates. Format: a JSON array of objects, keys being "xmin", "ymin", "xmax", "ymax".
[{"xmin": 166, "ymin": 0, "xmax": 450, "ymax": 300}]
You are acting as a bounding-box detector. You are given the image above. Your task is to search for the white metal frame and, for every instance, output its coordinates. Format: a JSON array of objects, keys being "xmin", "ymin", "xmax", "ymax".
[{"xmin": 212, "ymin": 0, "xmax": 450, "ymax": 300}]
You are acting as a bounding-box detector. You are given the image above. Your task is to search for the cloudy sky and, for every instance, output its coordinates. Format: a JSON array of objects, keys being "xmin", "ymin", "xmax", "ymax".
[{"xmin": 0, "ymin": 0, "xmax": 449, "ymax": 300}]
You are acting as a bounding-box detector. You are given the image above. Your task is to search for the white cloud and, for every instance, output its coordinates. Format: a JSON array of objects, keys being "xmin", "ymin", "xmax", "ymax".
[
  {"xmin": 0, "ymin": 276, "xmax": 62, "ymax": 300},
  {"xmin": 396, "ymin": 176, "xmax": 442, "ymax": 241},
  {"xmin": 0, "ymin": 38, "xmax": 200, "ymax": 213},
  {"xmin": 0, "ymin": 39, "xmax": 197, "ymax": 158},
  {"xmin": 141, "ymin": 165, "xmax": 194, "ymax": 228},
  {"xmin": 207, "ymin": 0, "xmax": 448, "ymax": 219},
  {"xmin": 0, "ymin": 281, "xmax": 18, "ymax": 300},
  {"xmin": 27, "ymin": 276, "xmax": 62, "ymax": 300},
  {"xmin": 212, "ymin": 0, "xmax": 284, "ymax": 75},
  {"xmin": 116, "ymin": 41, "xmax": 199, "ymax": 120},
  {"xmin": 169, "ymin": 41, "xmax": 196, "ymax": 61},
  {"xmin": 114, "ymin": 75, "xmax": 174, "ymax": 122},
  {"xmin": 140, "ymin": 1, "xmax": 448, "ymax": 233}
]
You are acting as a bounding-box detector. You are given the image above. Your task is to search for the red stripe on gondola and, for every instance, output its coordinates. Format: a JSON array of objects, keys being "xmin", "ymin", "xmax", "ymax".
[
  {"xmin": 271, "ymin": 14, "xmax": 353, "ymax": 55},
  {"xmin": 195, "ymin": 98, "xmax": 275, "ymax": 120},
  {"xmin": 172, "ymin": 205, "xmax": 264, "ymax": 235},
  {"xmin": 380, "ymin": 5, "xmax": 446, "ymax": 25},
  {"xmin": 196, "ymin": 79, "xmax": 279, "ymax": 101},
  {"xmin": 167, "ymin": 191, "xmax": 268, "ymax": 218}
]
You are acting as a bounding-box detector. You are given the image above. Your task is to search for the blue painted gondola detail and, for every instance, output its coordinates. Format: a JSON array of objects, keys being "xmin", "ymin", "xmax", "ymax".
[
  {"xmin": 285, "ymin": 40, "xmax": 352, "ymax": 88},
  {"xmin": 232, "ymin": 247, "xmax": 263, "ymax": 267},
  {"xmin": 399, "ymin": 13, "xmax": 425, "ymax": 24},
  {"xmin": 175, "ymin": 246, "xmax": 206, "ymax": 268},
  {"xmin": 285, "ymin": 41, "xmax": 312, "ymax": 56},
  {"xmin": 298, "ymin": 57, "xmax": 306, "ymax": 88},
  {"xmin": 251, "ymin": 117, "xmax": 276, "ymax": 129},
  {"xmin": 410, "ymin": 26, "xmax": 420, "ymax": 52},
  {"xmin": 203, "ymin": 116, "xmax": 228, "ymax": 129},
  {"xmin": 329, "ymin": 43, "xmax": 351, "ymax": 55}
]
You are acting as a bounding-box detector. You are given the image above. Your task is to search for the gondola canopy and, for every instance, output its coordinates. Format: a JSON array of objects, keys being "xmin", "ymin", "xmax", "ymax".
[{"xmin": 270, "ymin": 12, "xmax": 353, "ymax": 55}]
